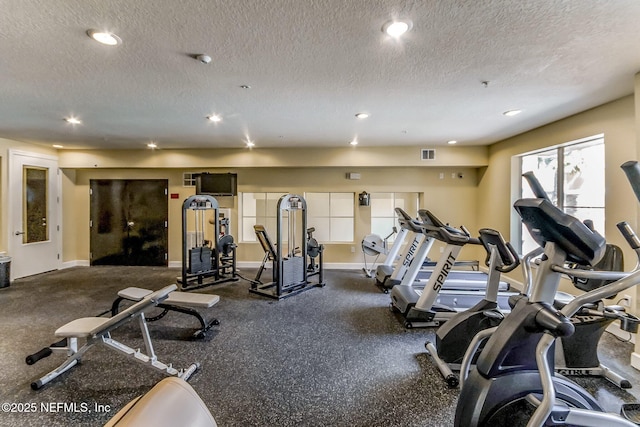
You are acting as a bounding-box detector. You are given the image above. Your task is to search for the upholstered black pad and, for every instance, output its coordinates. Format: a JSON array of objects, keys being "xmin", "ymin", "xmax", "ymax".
[{"xmin": 514, "ymin": 198, "xmax": 606, "ymax": 266}]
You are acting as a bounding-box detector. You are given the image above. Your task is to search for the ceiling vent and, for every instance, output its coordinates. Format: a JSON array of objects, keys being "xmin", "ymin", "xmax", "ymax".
[{"xmin": 421, "ymin": 149, "xmax": 436, "ymax": 160}]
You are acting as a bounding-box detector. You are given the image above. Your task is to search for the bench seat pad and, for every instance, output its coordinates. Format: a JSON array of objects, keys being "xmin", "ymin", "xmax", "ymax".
[
  {"xmin": 55, "ymin": 317, "xmax": 110, "ymax": 338},
  {"xmin": 118, "ymin": 287, "xmax": 220, "ymax": 308}
]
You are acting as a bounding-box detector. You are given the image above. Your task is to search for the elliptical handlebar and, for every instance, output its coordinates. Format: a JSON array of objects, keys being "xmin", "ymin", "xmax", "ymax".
[
  {"xmin": 478, "ymin": 228, "xmax": 520, "ymax": 273},
  {"xmin": 522, "ymin": 171, "xmax": 551, "ymax": 201},
  {"xmin": 617, "ymin": 221, "xmax": 640, "ymax": 250},
  {"xmin": 621, "ymin": 160, "xmax": 640, "ymax": 204}
]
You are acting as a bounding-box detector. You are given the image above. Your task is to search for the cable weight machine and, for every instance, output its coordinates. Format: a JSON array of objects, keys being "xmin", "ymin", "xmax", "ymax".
[
  {"xmin": 179, "ymin": 195, "xmax": 238, "ymax": 290},
  {"xmin": 250, "ymin": 194, "xmax": 325, "ymax": 300}
]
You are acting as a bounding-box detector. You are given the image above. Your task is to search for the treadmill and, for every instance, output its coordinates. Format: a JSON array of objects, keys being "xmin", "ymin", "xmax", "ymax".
[
  {"xmin": 390, "ymin": 209, "xmax": 519, "ymax": 328},
  {"xmin": 375, "ymin": 208, "xmax": 427, "ymax": 292},
  {"xmin": 376, "ymin": 209, "xmax": 510, "ymax": 294}
]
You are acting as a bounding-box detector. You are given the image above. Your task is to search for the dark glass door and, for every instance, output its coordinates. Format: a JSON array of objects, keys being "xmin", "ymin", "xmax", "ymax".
[{"xmin": 90, "ymin": 179, "xmax": 168, "ymax": 266}]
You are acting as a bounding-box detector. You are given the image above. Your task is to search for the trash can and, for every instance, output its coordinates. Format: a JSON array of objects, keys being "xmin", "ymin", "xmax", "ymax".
[{"xmin": 0, "ymin": 256, "xmax": 10, "ymax": 288}]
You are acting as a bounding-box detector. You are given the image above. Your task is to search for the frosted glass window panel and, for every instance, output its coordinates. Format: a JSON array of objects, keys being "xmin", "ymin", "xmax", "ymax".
[
  {"xmin": 242, "ymin": 217, "xmax": 257, "ymax": 242},
  {"xmin": 331, "ymin": 218, "xmax": 354, "ymax": 241},
  {"xmin": 393, "ymin": 193, "xmax": 419, "ymax": 217},
  {"xmin": 305, "ymin": 193, "xmax": 330, "ymax": 216},
  {"xmin": 563, "ymin": 143, "xmax": 604, "ymax": 208},
  {"xmin": 267, "ymin": 193, "xmax": 283, "ymax": 215},
  {"xmin": 371, "ymin": 217, "xmax": 395, "ymax": 239},
  {"xmin": 371, "ymin": 193, "xmax": 394, "ymax": 217},
  {"xmin": 242, "ymin": 193, "xmax": 261, "ymax": 217},
  {"xmin": 330, "ymin": 193, "xmax": 354, "ymax": 217},
  {"xmin": 308, "ymin": 217, "xmax": 330, "ymax": 242},
  {"xmin": 521, "ymin": 225, "xmax": 540, "ymax": 258}
]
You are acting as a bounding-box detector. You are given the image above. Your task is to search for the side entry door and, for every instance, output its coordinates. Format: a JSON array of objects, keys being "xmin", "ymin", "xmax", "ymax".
[
  {"xmin": 90, "ymin": 179, "xmax": 168, "ymax": 266},
  {"xmin": 9, "ymin": 150, "xmax": 61, "ymax": 279}
]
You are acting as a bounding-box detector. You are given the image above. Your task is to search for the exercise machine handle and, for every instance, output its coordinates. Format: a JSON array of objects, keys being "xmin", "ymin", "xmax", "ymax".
[
  {"xmin": 497, "ymin": 242, "xmax": 521, "ymax": 273},
  {"xmin": 621, "ymin": 160, "xmax": 640, "ymax": 204},
  {"xmin": 523, "ymin": 171, "xmax": 551, "ymax": 201},
  {"xmin": 478, "ymin": 228, "xmax": 520, "ymax": 273},
  {"xmin": 617, "ymin": 221, "xmax": 640, "ymax": 250}
]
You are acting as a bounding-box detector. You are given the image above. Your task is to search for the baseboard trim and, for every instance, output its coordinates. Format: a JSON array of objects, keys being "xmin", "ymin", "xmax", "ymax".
[{"xmin": 61, "ymin": 260, "xmax": 90, "ymax": 269}]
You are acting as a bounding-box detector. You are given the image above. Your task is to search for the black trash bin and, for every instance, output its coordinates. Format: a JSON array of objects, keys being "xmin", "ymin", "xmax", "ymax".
[{"xmin": 0, "ymin": 256, "xmax": 10, "ymax": 288}]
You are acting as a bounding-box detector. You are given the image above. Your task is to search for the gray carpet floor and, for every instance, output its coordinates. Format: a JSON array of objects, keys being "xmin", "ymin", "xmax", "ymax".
[{"xmin": 1, "ymin": 267, "xmax": 640, "ymax": 426}]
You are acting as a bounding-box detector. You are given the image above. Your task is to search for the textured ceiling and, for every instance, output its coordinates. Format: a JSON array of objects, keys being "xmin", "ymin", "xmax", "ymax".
[{"xmin": 1, "ymin": 0, "xmax": 640, "ymax": 150}]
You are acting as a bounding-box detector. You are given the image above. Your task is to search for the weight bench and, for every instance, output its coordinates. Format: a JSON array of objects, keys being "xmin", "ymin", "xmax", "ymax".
[
  {"xmin": 110, "ymin": 287, "xmax": 220, "ymax": 339},
  {"xmin": 26, "ymin": 285, "xmax": 199, "ymax": 390},
  {"xmin": 104, "ymin": 377, "xmax": 217, "ymax": 427}
]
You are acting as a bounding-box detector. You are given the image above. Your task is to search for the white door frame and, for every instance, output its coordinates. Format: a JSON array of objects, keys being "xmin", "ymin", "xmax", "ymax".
[{"xmin": 8, "ymin": 149, "xmax": 62, "ymax": 280}]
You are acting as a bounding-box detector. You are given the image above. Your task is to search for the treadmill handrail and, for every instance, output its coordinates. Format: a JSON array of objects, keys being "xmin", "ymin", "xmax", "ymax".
[
  {"xmin": 418, "ymin": 210, "xmax": 481, "ymax": 246},
  {"xmin": 395, "ymin": 207, "xmax": 413, "ymax": 221}
]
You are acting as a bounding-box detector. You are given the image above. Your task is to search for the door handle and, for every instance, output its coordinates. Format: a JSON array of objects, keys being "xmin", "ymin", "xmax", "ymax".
[
  {"xmin": 127, "ymin": 221, "xmax": 135, "ymax": 228},
  {"xmin": 15, "ymin": 231, "xmax": 25, "ymax": 235}
]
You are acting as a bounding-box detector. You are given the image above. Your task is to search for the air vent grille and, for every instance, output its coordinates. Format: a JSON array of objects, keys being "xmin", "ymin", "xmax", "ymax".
[{"xmin": 421, "ymin": 149, "xmax": 436, "ymax": 160}]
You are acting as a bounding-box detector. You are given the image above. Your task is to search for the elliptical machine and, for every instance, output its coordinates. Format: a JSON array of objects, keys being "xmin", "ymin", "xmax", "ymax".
[
  {"xmin": 454, "ymin": 172, "xmax": 640, "ymax": 426},
  {"xmin": 523, "ymin": 171, "xmax": 632, "ymax": 389},
  {"xmin": 425, "ymin": 227, "xmax": 520, "ymax": 387}
]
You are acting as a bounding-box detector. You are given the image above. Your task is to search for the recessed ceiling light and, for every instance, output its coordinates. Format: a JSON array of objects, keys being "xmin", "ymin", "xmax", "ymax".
[
  {"xmin": 447, "ymin": 140, "xmax": 457, "ymax": 145},
  {"xmin": 87, "ymin": 29, "xmax": 121, "ymax": 46},
  {"xmin": 382, "ymin": 20, "xmax": 412, "ymax": 38},
  {"xmin": 355, "ymin": 113, "xmax": 369, "ymax": 119},
  {"xmin": 147, "ymin": 142, "xmax": 157, "ymax": 149},
  {"xmin": 503, "ymin": 109, "xmax": 522, "ymax": 117},
  {"xmin": 53, "ymin": 144, "xmax": 64, "ymax": 149},
  {"xmin": 240, "ymin": 85, "xmax": 251, "ymax": 89},
  {"xmin": 65, "ymin": 117, "xmax": 82, "ymax": 125},
  {"xmin": 207, "ymin": 114, "xmax": 222, "ymax": 123},
  {"xmin": 246, "ymin": 140, "xmax": 255, "ymax": 148},
  {"xmin": 350, "ymin": 139, "xmax": 358, "ymax": 146}
]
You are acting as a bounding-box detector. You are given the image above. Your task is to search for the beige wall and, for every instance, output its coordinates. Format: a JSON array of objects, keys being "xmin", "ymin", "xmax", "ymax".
[
  {"xmin": 0, "ymin": 138, "xmax": 57, "ymax": 254},
  {"xmin": 65, "ymin": 165, "xmax": 482, "ymax": 265}
]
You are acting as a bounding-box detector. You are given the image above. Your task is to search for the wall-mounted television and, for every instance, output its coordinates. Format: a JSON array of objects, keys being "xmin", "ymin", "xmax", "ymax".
[{"xmin": 195, "ymin": 173, "xmax": 237, "ymax": 196}]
